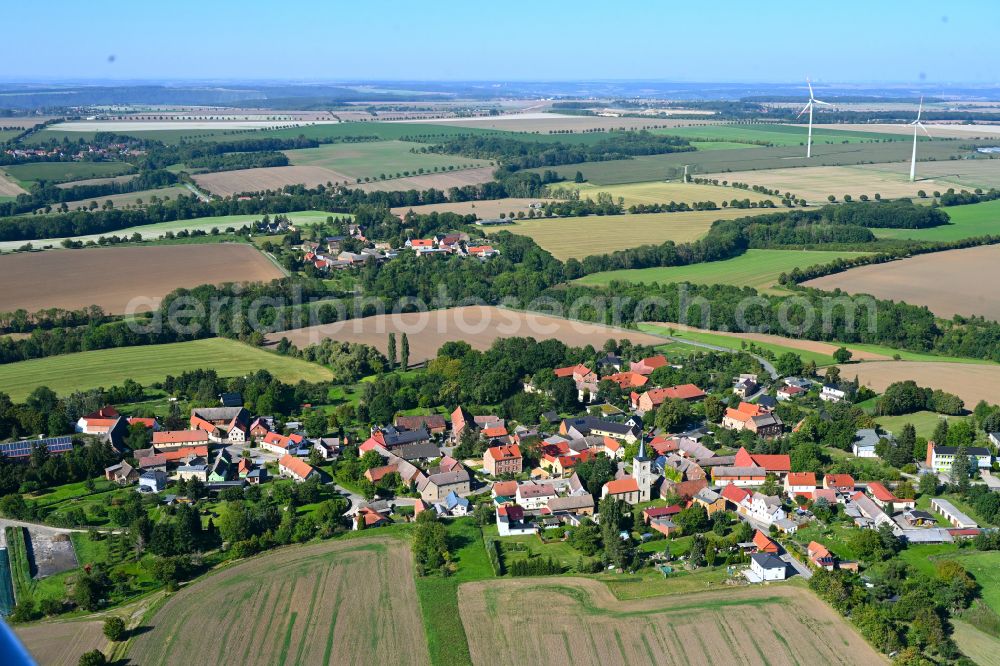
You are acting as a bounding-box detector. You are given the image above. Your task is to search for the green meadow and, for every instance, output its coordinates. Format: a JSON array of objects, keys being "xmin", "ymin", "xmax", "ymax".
[{"xmin": 874, "ymin": 198, "xmax": 1000, "ymax": 241}]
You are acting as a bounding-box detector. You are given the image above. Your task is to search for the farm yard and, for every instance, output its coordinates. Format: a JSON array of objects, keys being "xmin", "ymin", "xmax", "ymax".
[
  {"xmin": 0, "ymin": 243, "xmax": 285, "ymax": 313},
  {"xmin": 1, "ymin": 161, "xmax": 136, "ymax": 186},
  {"xmin": 564, "ymin": 180, "xmax": 776, "ymax": 207},
  {"xmin": 875, "ymin": 198, "xmax": 1000, "ymax": 241},
  {"xmin": 578, "ymin": 248, "xmax": 869, "ymax": 292},
  {"xmin": 192, "ymin": 165, "xmax": 349, "ymax": 196},
  {"xmin": 283, "ymin": 140, "xmax": 491, "ymax": 182},
  {"xmin": 14, "ymin": 620, "xmax": 108, "ymax": 666},
  {"xmin": 497, "ymin": 209, "xmax": 754, "ymax": 260},
  {"xmin": 803, "ymin": 244, "xmax": 1000, "ymax": 321},
  {"xmin": 127, "ymin": 537, "xmax": 429, "ymax": 666},
  {"xmin": 357, "ymin": 166, "xmax": 496, "ymax": 192},
  {"xmin": 267, "ymin": 306, "xmax": 669, "ymax": 362},
  {"xmin": 840, "ymin": 360, "xmax": 1000, "ymax": 408},
  {"xmin": 700, "ymin": 164, "xmax": 943, "ymax": 202},
  {"xmin": 458, "ymin": 579, "xmax": 884, "ymax": 666},
  {"xmin": 0, "ymin": 338, "xmax": 332, "ymax": 401}
]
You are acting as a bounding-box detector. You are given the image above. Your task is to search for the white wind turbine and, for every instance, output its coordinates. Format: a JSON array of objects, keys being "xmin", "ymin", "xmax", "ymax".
[
  {"xmin": 797, "ymin": 78, "xmax": 831, "ymax": 158},
  {"xmin": 909, "ymin": 97, "xmax": 931, "ymax": 182}
]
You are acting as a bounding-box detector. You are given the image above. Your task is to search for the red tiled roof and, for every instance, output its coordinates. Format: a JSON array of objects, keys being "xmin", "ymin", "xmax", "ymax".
[
  {"xmin": 483, "ymin": 425, "xmax": 509, "ymax": 438},
  {"xmin": 486, "ymin": 444, "xmax": 521, "ymax": 461},
  {"xmin": 554, "ymin": 364, "xmax": 590, "ymax": 378},
  {"xmin": 735, "ymin": 447, "xmax": 789, "ymax": 473},
  {"xmin": 127, "ymin": 417, "xmax": 157, "ymax": 428},
  {"xmin": 279, "ymin": 454, "xmax": 315, "ymax": 480},
  {"xmin": 825, "ymin": 474, "xmax": 855, "ymax": 489},
  {"xmin": 606, "ymin": 371, "xmax": 649, "ymax": 390},
  {"xmin": 786, "ymin": 472, "xmax": 816, "ymax": 487},
  {"xmin": 498, "ymin": 504, "xmax": 524, "ymax": 520},
  {"xmin": 721, "ymin": 483, "xmax": 751, "ymax": 505},
  {"xmin": 604, "ymin": 478, "xmax": 639, "ymax": 495},
  {"xmin": 866, "ymin": 482, "xmax": 899, "ymax": 503},
  {"xmin": 492, "ymin": 480, "xmax": 518, "ymax": 497},
  {"xmin": 153, "ymin": 430, "xmax": 210, "ymax": 445},
  {"xmin": 160, "ymin": 445, "xmax": 208, "ymax": 462},
  {"xmin": 753, "ymin": 530, "xmax": 779, "ymax": 553},
  {"xmin": 643, "ymin": 505, "xmax": 681, "ymax": 519}
]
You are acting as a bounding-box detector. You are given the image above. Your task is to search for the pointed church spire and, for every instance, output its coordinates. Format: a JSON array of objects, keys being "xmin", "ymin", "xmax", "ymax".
[{"xmin": 636, "ymin": 439, "xmax": 647, "ymax": 461}]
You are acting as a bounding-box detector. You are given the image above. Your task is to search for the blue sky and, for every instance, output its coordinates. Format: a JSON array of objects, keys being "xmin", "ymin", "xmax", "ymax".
[{"xmin": 2, "ymin": 0, "xmax": 995, "ymax": 82}]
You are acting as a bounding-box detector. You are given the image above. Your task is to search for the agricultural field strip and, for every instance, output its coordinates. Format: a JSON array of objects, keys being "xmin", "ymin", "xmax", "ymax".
[
  {"xmin": 283, "ymin": 140, "xmax": 491, "ymax": 180},
  {"xmin": 0, "ymin": 338, "xmax": 332, "ymax": 402},
  {"xmin": 458, "ymin": 578, "xmax": 885, "ymax": 666},
  {"xmin": 839, "ymin": 361, "xmax": 1000, "ymax": 413}
]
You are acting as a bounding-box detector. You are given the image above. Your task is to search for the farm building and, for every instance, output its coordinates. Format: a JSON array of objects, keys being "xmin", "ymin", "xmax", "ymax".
[
  {"xmin": 0, "ymin": 436, "xmax": 74, "ymax": 459},
  {"xmin": 278, "ymin": 454, "xmax": 318, "ymax": 483},
  {"xmin": 930, "ymin": 498, "xmax": 977, "ymax": 529}
]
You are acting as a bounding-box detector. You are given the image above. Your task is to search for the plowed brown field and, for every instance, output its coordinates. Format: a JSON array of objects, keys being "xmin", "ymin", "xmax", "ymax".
[
  {"xmin": 839, "ymin": 360, "xmax": 1000, "ymax": 407},
  {"xmin": 128, "ymin": 537, "xmax": 428, "ymax": 666},
  {"xmin": 193, "ymin": 165, "xmax": 350, "ymax": 196},
  {"xmin": 15, "ymin": 620, "xmax": 107, "ymax": 666},
  {"xmin": 0, "ymin": 243, "xmax": 284, "ymax": 313},
  {"xmin": 459, "ymin": 578, "xmax": 885, "ymax": 666}
]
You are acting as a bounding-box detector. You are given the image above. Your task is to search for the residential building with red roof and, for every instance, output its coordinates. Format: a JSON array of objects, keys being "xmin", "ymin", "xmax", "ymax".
[
  {"xmin": 866, "ymin": 482, "xmax": 915, "ymax": 510},
  {"xmin": 659, "ymin": 477, "xmax": 708, "ymax": 501},
  {"xmin": 483, "ymin": 444, "xmax": 522, "ymax": 476},
  {"xmin": 630, "ymin": 355, "xmax": 669, "ymax": 376},
  {"xmin": 753, "ymin": 529, "xmax": 780, "ymax": 554},
  {"xmin": 723, "ymin": 403, "xmax": 784, "ymax": 437},
  {"xmin": 75, "ymin": 406, "xmax": 122, "ymax": 435},
  {"xmin": 278, "ymin": 454, "xmax": 318, "ymax": 483},
  {"xmin": 823, "ymin": 474, "xmax": 855, "ymax": 492},
  {"xmin": 631, "ymin": 384, "xmax": 705, "ymax": 415},
  {"xmin": 152, "ymin": 430, "xmax": 210, "ymax": 448},
  {"xmin": 605, "ymin": 371, "xmax": 649, "ymax": 390},
  {"xmin": 720, "ymin": 483, "xmax": 752, "ymax": 507},
  {"xmin": 808, "ymin": 541, "xmax": 836, "ymax": 570},
  {"xmin": 353, "ymin": 506, "xmax": 390, "ymax": 530},
  {"xmin": 784, "ymin": 472, "xmax": 817, "ymax": 497},
  {"xmin": 734, "ymin": 447, "xmax": 790, "ymax": 475}
]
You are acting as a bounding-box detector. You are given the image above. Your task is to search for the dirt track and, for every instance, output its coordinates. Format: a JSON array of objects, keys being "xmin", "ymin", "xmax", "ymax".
[
  {"xmin": 459, "ymin": 578, "xmax": 885, "ymax": 666},
  {"xmin": 0, "ymin": 243, "xmax": 284, "ymax": 314},
  {"xmin": 269, "ymin": 306, "xmax": 668, "ymax": 361},
  {"xmin": 803, "ymin": 245, "xmax": 1000, "ymax": 322},
  {"xmin": 840, "ymin": 360, "xmax": 1000, "ymax": 407}
]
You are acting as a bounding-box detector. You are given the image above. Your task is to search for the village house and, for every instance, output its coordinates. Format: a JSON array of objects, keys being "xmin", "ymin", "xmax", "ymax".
[
  {"xmin": 418, "ymin": 468, "xmax": 471, "ymax": 502},
  {"xmin": 630, "ymin": 384, "xmax": 706, "ymax": 415},
  {"xmin": 483, "ymin": 443, "xmax": 523, "ymax": 476},
  {"xmin": 496, "ymin": 504, "xmax": 536, "ymax": 536},
  {"xmin": 363, "ymin": 425, "xmax": 431, "ymax": 451},
  {"xmin": 849, "ymin": 491, "xmax": 895, "ymax": 529},
  {"xmin": 76, "ymin": 406, "xmax": 122, "ymax": 434},
  {"xmin": 926, "ymin": 441, "xmax": 993, "ymax": 474},
  {"xmin": 852, "ymin": 428, "xmax": 889, "ymax": 458},
  {"xmin": 394, "ymin": 414, "xmax": 448, "ymax": 436},
  {"xmin": 312, "ymin": 437, "xmax": 341, "ymax": 461},
  {"xmin": 692, "ymin": 487, "xmax": 726, "ymax": 515},
  {"xmin": 820, "ymin": 385, "xmax": 847, "ymax": 403},
  {"xmin": 807, "ymin": 541, "xmax": 837, "ymax": 570},
  {"xmin": 784, "ymin": 472, "xmax": 817, "ymax": 498},
  {"xmin": 153, "ymin": 430, "xmax": 211, "ymax": 450},
  {"xmin": 545, "ymin": 493, "xmax": 595, "ymax": 517},
  {"xmin": 138, "ymin": 470, "xmax": 167, "ymax": 494},
  {"xmin": 722, "ymin": 402, "xmax": 783, "ymax": 437},
  {"xmin": 278, "ymin": 454, "xmax": 318, "ymax": 483},
  {"xmin": 659, "ymin": 477, "xmax": 708, "ymax": 501},
  {"xmin": 734, "ymin": 447, "xmax": 791, "ymax": 477},
  {"xmin": 824, "ymin": 473, "xmax": 856, "ymax": 493},
  {"xmin": 753, "ymin": 529, "xmax": 780, "ymax": 554},
  {"xmin": 175, "ymin": 460, "xmax": 208, "ymax": 482},
  {"xmin": 749, "ymin": 553, "xmax": 787, "ymax": 582},
  {"xmin": 711, "ymin": 466, "xmax": 767, "ymax": 487},
  {"xmin": 866, "ymin": 481, "xmax": 915, "ymax": 510},
  {"xmin": 604, "ymin": 371, "xmax": 649, "ymax": 391},
  {"xmin": 776, "ymin": 385, "xmax": 806, "ymax": 401},
  {"xmin": 104, "ymin": 461, "xmax": 138, "ymax": 485},
  {"xmin": 354, "ymin": 506, "xmax": 390, "ymax": 530},
  {"xmin": 733, "ymin": 374, "xmax": 758, "ymax": 399},
  {"xmin": 516, "ymin": 483, "xmax": 557, "ymax": 510},
  {"xmin": 629, "ymin": 354, "xmax": 669, "ymax": 376},
  {"xmin": 190, "ymin": 407, "xmax": 251, "ymax": 443}
]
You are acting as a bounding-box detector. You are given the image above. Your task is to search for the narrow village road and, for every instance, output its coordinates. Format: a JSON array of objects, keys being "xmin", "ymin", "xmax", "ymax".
[{"xmin": 659, "ymin": 334, "xmax": 779, "ymax": 379}]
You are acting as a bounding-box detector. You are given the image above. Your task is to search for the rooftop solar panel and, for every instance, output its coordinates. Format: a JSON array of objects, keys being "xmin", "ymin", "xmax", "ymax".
[{"xmin": 0, "ymin": 436, "xmax": 74, "ymax": 458}]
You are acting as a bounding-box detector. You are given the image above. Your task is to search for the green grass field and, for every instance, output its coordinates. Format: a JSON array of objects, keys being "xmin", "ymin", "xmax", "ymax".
[
  {"xmin": 0, "ymin": 338, "xmax": 333, "ymax": 400},
  {"xmin": 0, "ymin": 129, "xmax": 21, "ymax": 143},
  {"xmin": 693, "ymin": 141, "xmax": 757, "ymax": 151},
  {"xmin": 871, "ymin": 411, "xmax": 968, "ymax": 439},
  {"xmin": 637, "ymin": 322, "xmax": 835, "ymax": 366},
  {"xmin": 2, "ymin": 161, "xmax": 135, "ymax": 186},
  {"xmin": 874, "ymin": 198, "xmax": 1000, "ymax": 241},
  {"xmin": 654, "ymin": 124, "xmax": 902, "ymax": 147},
  {"xmin": 577, "ymin": 248, "xmax": 869, "ymax": 292},
  {"xmin": 284, "ymin": 140, "xmax": 490, "ymax": 180},
  {"xmin": 494, "ymin": 208, "xmax": 755, "ymax": 261},
  {"xmin": 564, "ymin": 180, "xmax": 775, "ymax": 207}
]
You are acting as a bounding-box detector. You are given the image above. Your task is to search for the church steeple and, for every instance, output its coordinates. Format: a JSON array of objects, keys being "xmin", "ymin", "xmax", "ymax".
[{"xmin": 635, "ymin": 439, "xmax": 648, "ymax": 462}]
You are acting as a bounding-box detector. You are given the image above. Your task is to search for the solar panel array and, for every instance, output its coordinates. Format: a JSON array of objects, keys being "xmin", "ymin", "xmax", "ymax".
[{"xmin": 0, "ymin": 436, "xmax": 74, "ymax": 458}]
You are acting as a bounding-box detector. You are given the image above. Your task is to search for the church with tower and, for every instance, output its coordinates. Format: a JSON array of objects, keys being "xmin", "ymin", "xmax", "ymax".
[{"xmin": 601, "ymin": 440, "xmax": 656, "ymax": 504}]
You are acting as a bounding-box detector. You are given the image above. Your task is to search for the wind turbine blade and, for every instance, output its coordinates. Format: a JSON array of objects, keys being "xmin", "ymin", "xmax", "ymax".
[
  {"xmin": 796, "ymin": 102, "xmax": 811, "ymax": 118},
  {"xmin": 918, "ymin": 123, "xmax": 931, "ymax": 138},
  {"xmin": 813, "ymin": 99, "xmax": 832, "ymax": 106},
  {"xmin": 807, "ymin": 78, "xmax": 814, "ymax": 99},
  {"xmin": 917, "ymin": 96, "xmax": 924, "ymax": 122}
]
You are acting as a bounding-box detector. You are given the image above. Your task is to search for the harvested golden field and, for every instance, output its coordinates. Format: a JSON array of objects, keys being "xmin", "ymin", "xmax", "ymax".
[
  {"xmin": 0, "ymin": 243, "xmax": 284, "ymax": 314},
  {"xmin": 497, "ymin": 208, "xmax": 755, "ymax": 260},
  {"xmin": 459, "ymin": 578, "xmax": 884, "ymax": 666},
  {"xmin": 390, "ymin": 197, "xmax": 553, "ymax": 219},
  {"xmin": 16, "ymin": 620, "xmax": 107, "ymax": 666},
  {"xmin": 0, "ymin": 170, "xmax": 27, "ymax": 196},
  {"xmin": 567, "ymin": 181, "xmax": 776, "ymax": 207},
  {"xmin": 803, "ymin": 244, "xmax": 1000, "ymax": 322},
  {"xmin": 357, "ymin": 167, "xmax": 495, "ymax": 192},
  {"xmin": 269, "ymin": 306, "xmax": 667, "ymax": 362},
  {"xmin": 839, "ymin": 361, "xmax": 1000, "ymax": 407},
  {"xmin": 193, "ymin": 165, "xmax": 349, "ymax": 196},
  {"xmin": 702, "ymin": 164, "xmax": 943, "ymax": 202},
  {"xmin": 855, "ymin": 159, "xmax": 1000, "ymax": 191},
  {"xmin": 128, "ymin": 537, "xmax": 428, "ymax": 666}
]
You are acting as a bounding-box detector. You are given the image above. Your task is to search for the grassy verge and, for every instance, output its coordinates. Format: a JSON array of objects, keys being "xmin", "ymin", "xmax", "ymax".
[
  {"xmin": 5, "ymin": 528, "xmax": 34, "ymax": 602},
  {"xmin": 638, "ymin": 322, "xmax": 833, "ymax": 366}
]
